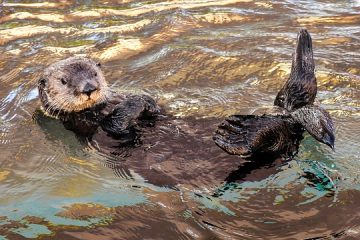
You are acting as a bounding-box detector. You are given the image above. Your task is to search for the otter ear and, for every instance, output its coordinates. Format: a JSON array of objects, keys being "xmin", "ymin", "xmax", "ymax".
[{"xmin": 96, "ymin": 62, "xmax": 101, "ymax": 67}]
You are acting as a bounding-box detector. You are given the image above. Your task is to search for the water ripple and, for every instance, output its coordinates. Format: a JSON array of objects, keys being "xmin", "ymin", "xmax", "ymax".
[{"xmin": 0, "ymin": 0, "xmax": 359, "ymax": 239}]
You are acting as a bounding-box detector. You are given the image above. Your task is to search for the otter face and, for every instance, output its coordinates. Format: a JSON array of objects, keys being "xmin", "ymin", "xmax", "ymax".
[{"xmin": 38, "ymin": 57, "xmax": 108, "ymax": 114}]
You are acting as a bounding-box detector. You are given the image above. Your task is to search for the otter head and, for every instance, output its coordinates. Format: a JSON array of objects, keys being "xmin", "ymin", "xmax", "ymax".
[
  {"xmin": 290, "ymin": 105, "xmax": 335, "ymax": 150},
  {"xmin": 38, "ymin": 56, "xmax": 108, "ymax": 115}
]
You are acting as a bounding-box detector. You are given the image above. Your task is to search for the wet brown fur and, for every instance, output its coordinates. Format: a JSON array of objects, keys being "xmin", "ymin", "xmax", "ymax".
[{"xmin": 274, "ymin": 29, "xmax": 317, "ymax": 111}]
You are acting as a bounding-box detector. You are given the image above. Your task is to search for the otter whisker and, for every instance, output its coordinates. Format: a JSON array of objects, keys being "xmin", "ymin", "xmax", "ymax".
[
  {"xmin": 48, "ymin": 102, "xmax": 58, "ymax": 117},
  {"xmin": 56, "ymin": 93, "xmax": 73, "ymax": 113},
  {"xmin": 48, "ymin": 96, "xmax": 67, "ymax": 118},
  {"xmin": 44, "ymin": 103, "xmax": 51, "ymax": 114},
  {"xmin": 55, "ymin": 98, "xmax": 67, "ymax": 119},
  {"xmin": 56, "ymin": 93, "xmax": 72, "ymax": 114},
  {"xmin": 43, "ymin": 95, "xmax": 54, "ymax": 115},
  {"xmin": 45, "ymin": 101, "xmax": 56, "ymax": 116}
]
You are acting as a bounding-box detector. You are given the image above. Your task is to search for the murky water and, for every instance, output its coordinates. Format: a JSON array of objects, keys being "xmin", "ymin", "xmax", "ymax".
[{"xmin": 0, "ymin": 0, "xmax": 360, "ymax": 239}]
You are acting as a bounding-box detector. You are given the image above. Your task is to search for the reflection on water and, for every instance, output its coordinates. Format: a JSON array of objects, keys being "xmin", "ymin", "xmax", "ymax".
[{"xmin": 0, "ymin": 0, "xmax": 360, "ymax": 239}]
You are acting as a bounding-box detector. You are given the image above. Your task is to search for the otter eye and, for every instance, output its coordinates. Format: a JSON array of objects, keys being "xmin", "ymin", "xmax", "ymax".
[
  {"xmin": 96, "ymin": 62, "xmax": 101, "ymax": 67},
  {"xmin": 94, "ymin": 73, "xmax": 97, "ymax": 77},
  {"xmin": 61, "ymin": 78, "xmax": 67, "ymax": 85}
]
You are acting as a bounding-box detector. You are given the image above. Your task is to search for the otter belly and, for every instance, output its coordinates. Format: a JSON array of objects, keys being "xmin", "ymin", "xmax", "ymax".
[{"xmin": 90, "ymin": 117, "xmax": 289, "ymax": 187}]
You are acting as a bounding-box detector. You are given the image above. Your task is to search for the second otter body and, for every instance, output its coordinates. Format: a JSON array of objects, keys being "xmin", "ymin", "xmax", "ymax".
[{"xmin": 38, "ymin": 57, "xmax": 160, "ymax": 138}]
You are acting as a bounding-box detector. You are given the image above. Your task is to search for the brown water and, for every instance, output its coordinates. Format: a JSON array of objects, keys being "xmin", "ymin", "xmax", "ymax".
[{"xmin": 1, "ymin": 0, "xmax": 360, "ymax": 239}]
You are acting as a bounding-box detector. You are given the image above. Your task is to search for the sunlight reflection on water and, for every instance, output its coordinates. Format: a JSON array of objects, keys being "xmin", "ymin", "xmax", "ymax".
[{"xmin": 0, "ymin": 0, "xmax": 359, "ymax": 239}]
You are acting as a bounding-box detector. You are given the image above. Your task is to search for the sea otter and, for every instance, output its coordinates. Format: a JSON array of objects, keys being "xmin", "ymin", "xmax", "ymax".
[
  {"xmin": 36, "ymin": 56, "xmax": 285, "ymax": 186},
  {"xmin": 213, "ymin": 29, "xmax": 335, "ymax": 158},
  {"xmin": 38, "ymin": 56, "xmax": 160, "ymax": 139},
  {"xmin": 36, "ymin": 29, "xmax": 334, "ymax": 187}
]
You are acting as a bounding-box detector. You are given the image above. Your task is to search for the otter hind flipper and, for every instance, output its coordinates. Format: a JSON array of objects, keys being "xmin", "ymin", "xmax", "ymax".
[
  {"xmin": 283, "ymin": 76, "xmax": 317, "ymax": 110},
  {"xmin": 100, "ymin": 95, "xmax": 160, "ymax": 137},
  {"xmin": 290, "ymin": 105, "xmax": 335, "ymax": 150},
  {"xmin": 214, "ymin": 115, "xmax": 302, "ymax": 158},
  {"xmin": 274, "ymin": 76, "xmax": 317, "ymax": 111},
  {"xmin": 274, "ymin": 29, "xmax": 317, "ymax": 111},
  {"xmin": 214, "ymin": 115, "xmax": 249, "ymax": 156}
]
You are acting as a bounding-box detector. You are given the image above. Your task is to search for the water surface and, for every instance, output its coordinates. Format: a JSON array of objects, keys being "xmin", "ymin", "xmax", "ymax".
[{"xmin": 0, "ymin": 0, "xmax": 360, "ymax": 239}]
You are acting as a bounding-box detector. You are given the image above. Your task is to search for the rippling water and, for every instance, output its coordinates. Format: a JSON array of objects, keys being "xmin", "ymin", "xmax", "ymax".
[{"xmin": 0, "ymin": 0, "xmax": 360, "ymax": 239}]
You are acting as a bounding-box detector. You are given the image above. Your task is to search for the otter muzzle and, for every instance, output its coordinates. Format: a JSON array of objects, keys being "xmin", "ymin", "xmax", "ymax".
[{"xmin": 82, "ymin": 83, "xmax": 97, "ymax": 96}]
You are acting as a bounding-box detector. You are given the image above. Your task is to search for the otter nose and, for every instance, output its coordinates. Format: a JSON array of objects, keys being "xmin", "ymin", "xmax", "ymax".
[{"xmin": 82, "ymin": 83, "xmax": 97, "ymax": 96}]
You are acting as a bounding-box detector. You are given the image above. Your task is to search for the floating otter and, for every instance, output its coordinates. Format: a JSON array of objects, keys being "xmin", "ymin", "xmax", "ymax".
[
  {"xmin": 38, "ymin": 56, "xmax": 160, "ymax": 138},
  {"xmin": 214, "ymin": 29, "xmax": 335, "ymax": 158},
  {"xmin": 36, "ymin": 56, "xmax": 274, "ymax": 187},
  {"xmin": 36, "ymin": 29, "xmax": 334, "ymax": 187}
]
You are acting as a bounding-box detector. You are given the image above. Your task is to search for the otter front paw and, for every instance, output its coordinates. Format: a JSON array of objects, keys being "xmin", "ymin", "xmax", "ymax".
[
  {"xmin": 100, "ymin": 94, "xmax": 160, "ymax": 137},
  {"xmin": 140, "ymin": 95, "xmax": 161, "ymax": 117}
]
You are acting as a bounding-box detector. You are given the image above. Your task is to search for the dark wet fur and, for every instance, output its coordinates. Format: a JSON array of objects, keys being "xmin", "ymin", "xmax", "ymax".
[
  {"xmin": 291, "ymin": 105, "xmax": 335, "ymax": 149},
  {"xmin": 40, "ymin": 95, "xmax": 158, "ymax": 140},
  {"xmin": 91, "ymin": 116, "xmax": 260, "ymax": 187},
  {"xmin": 214, "ymin": 115, "xmax": 304, "ymax": 158},
  {"xmin": 100, "ymin": 95, "xmax": 160, "ymax": 138},
  {"xmin": 274, "ymin": 29, "xmax": 317, "ymax": 111},
  {"xmin": 213, "ymin": 29, "xmax": 335, "ymax": 158}
]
